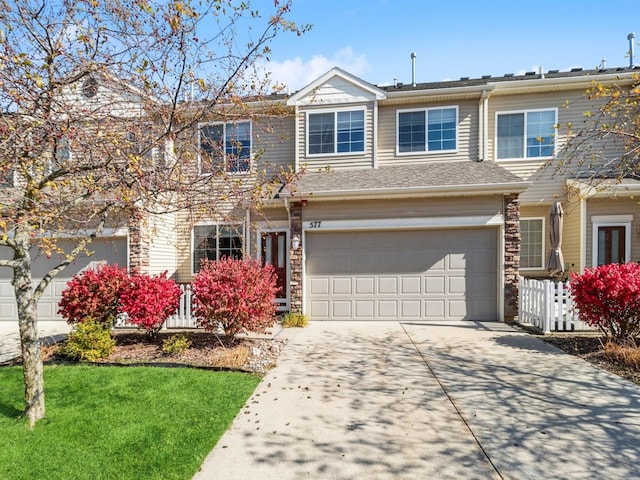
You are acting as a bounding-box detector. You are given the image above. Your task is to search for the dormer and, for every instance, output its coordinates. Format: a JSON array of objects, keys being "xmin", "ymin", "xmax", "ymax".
[{"xmin": 287, "ymin": 67, "xmax": 387, "ymax": 171}]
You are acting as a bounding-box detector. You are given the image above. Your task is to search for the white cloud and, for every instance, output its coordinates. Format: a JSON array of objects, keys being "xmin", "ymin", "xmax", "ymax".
[{"xmin": 258, "ymin": 47, "xmax": 370, "ymax": 92}]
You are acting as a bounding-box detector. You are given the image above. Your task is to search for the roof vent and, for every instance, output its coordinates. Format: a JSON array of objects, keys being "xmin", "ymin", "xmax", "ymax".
[
  {"xmin": 504, "ymin": 73, "xmax": 514, "ymax": 77},
  {"xmin": 525, "ymin": 71, "xmax": 535, "ymax": 76},
  {"xmin": 411, "ymin": 52, "xmax": 417, "ymax": 87},
  {"xmin": 548, "ymin": 69, "xmax": 559, "ymax": 74},
  {"xmin": 460, "ymin": 76, "xmax": 469, "ymax": 81},
  {"xmin": 481, "ymin": 75, "xmax": 491, "ymax": 79},
  {"xmin": 629, "ymin": 33, "xmax": 636, "ymax": 68},
  {"xmin": 571, "ymin": 68, "xmax": 583, "ymax": 72}
]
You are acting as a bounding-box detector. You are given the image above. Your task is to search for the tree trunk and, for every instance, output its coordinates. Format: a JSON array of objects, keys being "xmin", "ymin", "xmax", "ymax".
[{"xmin": 14, "ymin": 230, "xmax": 45, "ymax": 428}]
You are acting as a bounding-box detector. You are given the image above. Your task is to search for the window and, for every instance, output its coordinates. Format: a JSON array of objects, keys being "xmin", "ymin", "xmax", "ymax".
[
  {"xmin": 125, "ymin": 128, "xmax": 157, "ymax": 171},
  {"xmin": 496, "ymin": 109, "xmax": 556, "ymax": 159},
  {"xmin": 199, "ymin": 121, "xmax": 251, "ymax": 173},
  {"xmin": 397, "ymin": 107, "xmax": 457, "ymax": 154},
  {"xmin": 521, "ymin": 218, "xmax": 544, "ymax": 269},
  {"xmin": 193, "ymin": 224, "xmax": 244, "ymax": 272},
  {"xmin": 0, "ymin": 168, "xmax": 13, "ymax": 187},
  {"xmin": 308, "ymin": 110, "xmax": 364, "ymax": 155}
]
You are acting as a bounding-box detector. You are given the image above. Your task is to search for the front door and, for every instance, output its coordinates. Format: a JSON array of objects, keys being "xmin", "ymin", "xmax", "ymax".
[
  {"xmin": 597, "ymin": 226, "xmax": 626, "ymax": 265},
  {"xmin": 261, "ymin": 231, "xmax": 288, "ymax": 309}
]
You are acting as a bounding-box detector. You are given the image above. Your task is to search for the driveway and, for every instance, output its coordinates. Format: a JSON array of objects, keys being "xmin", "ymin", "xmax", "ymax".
[
  {"xmin": 0, "ymin": 321, "xmax": 71, "ymax": 365},
  {"xmin": 194, "ymin": 321, "xmax": 640, "ymax": 480}
]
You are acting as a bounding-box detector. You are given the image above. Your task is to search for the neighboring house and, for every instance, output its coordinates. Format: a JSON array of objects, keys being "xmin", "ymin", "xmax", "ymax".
[{"xmin": 3, "ymin": 65, "xmax": 638, "ymax": 323}]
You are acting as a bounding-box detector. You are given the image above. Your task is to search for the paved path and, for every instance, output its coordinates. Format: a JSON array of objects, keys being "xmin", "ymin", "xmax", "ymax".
[
  {"xmin": 0, "ymin": 321, "xmax": 71, "ymax": 364},
  {"xmin": 194, "ymin": 321, "xmax": 640, "ymax": 480}
]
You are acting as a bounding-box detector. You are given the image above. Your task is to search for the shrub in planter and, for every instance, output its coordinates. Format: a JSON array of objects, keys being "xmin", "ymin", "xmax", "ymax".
[
  {"xmin": 58, "ymin": 264, "xmax": 130, "ymax": 327},
  {"xmin": 119, "ymin": 272, "xmax": 182, "ymax": 336},
  {"xmin": 58, "ymin": 319, "xmax": 115, "ymax": 361},
  {"xmin": 280, "ymin": 312, "xmax": 309, "ymax": 328},
  {"xmin": 192, "ymin": 257, "xmax": 279, "ymax": 337},
  {"xmin": 571, "ymin": 262, "xmax": 640, "ymax": 345}
]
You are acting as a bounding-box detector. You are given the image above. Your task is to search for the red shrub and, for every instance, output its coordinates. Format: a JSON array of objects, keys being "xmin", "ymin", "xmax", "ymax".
[
  {"xmin": 119, "ymin": 272, "xmax": 182, "ymax": 335},
  {"xmin": 570, "ymin": 263, "xmax": 640, "ymax": 344},
  {"xmin": 192, "ymin": 257, "xmax": 279, "ymax": 337},
  {"xmin": 58, "ymin": 264, "xmax": 129, "ymax": 326}
]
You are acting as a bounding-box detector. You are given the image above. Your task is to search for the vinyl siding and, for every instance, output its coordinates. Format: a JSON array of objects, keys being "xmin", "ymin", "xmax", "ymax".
[
  {"xmin": 377, "ymin": 100, "xmax": 478, "ymax": 166},
  {"xmin": 303, "ymin": 196, "xmax": 502, "ymax": 221},
  {"xmin": 561, "ymin": 198, "xmax": 583, "ymax": 274},
  {"xmin": 253, "ymin": 116, "xmax": 295, "ymax": 174},
  {"xmin": 148, "ymin": 211, "xmax": 177, "ymax": 277},
  {"xmin": 295, "ymin": 102, "xmax": 374, "ymax": 170}
]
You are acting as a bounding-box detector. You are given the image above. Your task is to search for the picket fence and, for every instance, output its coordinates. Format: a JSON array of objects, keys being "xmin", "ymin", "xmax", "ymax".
[{"xmin": 518, "ymin": 277, "xmax": 595, "ymax": 334}]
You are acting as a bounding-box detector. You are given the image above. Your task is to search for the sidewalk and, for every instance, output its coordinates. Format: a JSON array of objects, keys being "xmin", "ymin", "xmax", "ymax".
[{"xmin": 0, "ymin": 321, "xmax": 71, "ymax": 364}]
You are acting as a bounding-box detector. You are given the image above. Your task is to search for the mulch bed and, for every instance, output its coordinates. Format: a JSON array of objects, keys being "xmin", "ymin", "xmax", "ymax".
[
  {"xmin": 39, "ymin": 330, "xmax": 285, "ymax": 374},
  {"xmin": 540, "ymin": 334, "xmax": 640, "ymax": 385}
]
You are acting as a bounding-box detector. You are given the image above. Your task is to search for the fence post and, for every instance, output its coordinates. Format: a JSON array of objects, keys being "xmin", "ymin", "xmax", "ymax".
[{"xmin": 543, "ymin": 280, "xmax": 553, "ymax": 334}]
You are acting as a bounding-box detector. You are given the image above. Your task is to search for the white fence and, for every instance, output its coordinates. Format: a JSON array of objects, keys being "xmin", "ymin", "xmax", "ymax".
[{"xmin": 518, "ymin": 277, "xmax": 595, "ymax": 334}]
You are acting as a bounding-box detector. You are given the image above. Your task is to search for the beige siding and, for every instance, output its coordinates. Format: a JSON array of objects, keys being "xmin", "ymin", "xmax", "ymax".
[
  {"xmin": 561, "ymin": 198, "xmax": 583, "ymax": 274},
  {"xmin": 296, "ymin": 102, "xmax": 374, "ymax": 170},
  {"xmin": 148, "ymin": 211, "xmax": 177, "ymax": 277},
  {"xmin": 303, "ymin": 196, "xmax": 502, "ymax": 221},
  {"xmin": 253, "ymin": 116, "xmax": 295, "ymax": 174},
  {"xmin": 377, "ymin": 100, "xmax": 478, "ymax": 166},
  {"xmin": 489, "ymin": 90, "xmax": 606, "ymax": 204},
  {"xmin": 585, "ymin": 198, "xmax": 640, "ymax": 267}
]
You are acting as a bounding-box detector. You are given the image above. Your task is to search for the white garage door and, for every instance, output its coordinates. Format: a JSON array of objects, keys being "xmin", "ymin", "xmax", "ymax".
[
  {"xmin": 306, "ymin": 228, "xmax": 497, "ymax": 321},
  {"xmin": 0, "ymin": 237, "xmax": 128, "ymax": 322}
]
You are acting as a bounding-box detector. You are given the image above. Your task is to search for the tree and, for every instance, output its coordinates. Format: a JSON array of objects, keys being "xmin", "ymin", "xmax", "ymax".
[
  {"xmin": 0, "ymin": 0, "xmax": 307, "ymax": 427},
  {"xmin": 559, "ymin": 73, "xmax": 640, "ymax": 182}
]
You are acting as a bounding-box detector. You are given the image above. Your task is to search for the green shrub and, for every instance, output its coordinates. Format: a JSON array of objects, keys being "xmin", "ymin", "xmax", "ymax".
[
  {"xmin": 280, "ymin": 312, "xmax": 309, "ymax": 328},
  {"xmin": 162, "ymin": 334, "xmax": 192, "ymax": 355},
  {"xmin": 58, "ymin": 320, "xmax": 115, "ymax": 361}
]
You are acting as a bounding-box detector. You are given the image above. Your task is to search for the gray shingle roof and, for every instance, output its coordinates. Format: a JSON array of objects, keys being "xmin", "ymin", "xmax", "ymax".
[{"xmin": 288, "ymin": 161, "xmax": 527, "ymax": 197}]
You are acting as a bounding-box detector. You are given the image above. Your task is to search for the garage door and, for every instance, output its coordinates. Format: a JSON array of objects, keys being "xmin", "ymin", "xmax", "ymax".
[
  {"xmin": 0, "ymin": 237, "xmax": 128, "ymax": 322},
  {"xmin": 306, "ymin": 228, "xmax": 497, "ymax": 321}
]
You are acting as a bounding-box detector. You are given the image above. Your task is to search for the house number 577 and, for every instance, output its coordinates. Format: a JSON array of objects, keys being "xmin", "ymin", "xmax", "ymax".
[{"xmin": 309, "ymin": 221, "xmax": 322, "ymax": 228}]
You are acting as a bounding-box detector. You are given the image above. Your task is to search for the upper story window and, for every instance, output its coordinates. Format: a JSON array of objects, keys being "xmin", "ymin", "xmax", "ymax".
[
  {"xmin": 193, "ymin": 224, "xmax": 244, "ymax": 273},
  {"xmin": 496, "ymin": 109, "xmax": 556, "ymax": 160},
  {"xmin": 521, "ymin": 218, "xmax": 545, "ymax": 269},
  {"xmin": 397, "ymin": 106, "xmax": 457, "ymax": 154},
  {"xmin": 307, "ymin": 109, "xmax": 364, "ymax": 156},
  {"xmin": 0, "ymin": 168, "xmax": 14, "ymax": 188},
  {"xmin": 199, "ymin": 121, "xmax": 251, "ymax": 174}
]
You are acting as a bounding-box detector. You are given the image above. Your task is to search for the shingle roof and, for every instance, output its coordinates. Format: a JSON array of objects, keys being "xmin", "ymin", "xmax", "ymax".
[{"xmin": 288, "ymin": 161, "xmax": 527, "ymax": 198}]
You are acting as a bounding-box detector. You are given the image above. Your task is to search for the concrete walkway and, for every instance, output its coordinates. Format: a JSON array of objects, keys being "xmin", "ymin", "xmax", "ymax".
[
  {"xmin": 0, "ymin": 321, "xmax": 71, "ymax": 364},
  {"xmin": 194, "ymin": 321, "xmax": 640, "ymax": 480}
]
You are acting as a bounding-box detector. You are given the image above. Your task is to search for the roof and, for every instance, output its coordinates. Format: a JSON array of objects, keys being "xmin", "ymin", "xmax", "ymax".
[
  {"xmin": 379, "ymin": 66, "xmax": 640, "ymax": 93},
  {"xmin": 285, "ymin": 161, "xmax": 529, "ymax": 200}
]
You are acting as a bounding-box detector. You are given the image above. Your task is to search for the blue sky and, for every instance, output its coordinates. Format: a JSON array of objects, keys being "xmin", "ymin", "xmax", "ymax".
[{"xmin": 259, "ymin": 0, "xmax": 639, "ymax": 90}]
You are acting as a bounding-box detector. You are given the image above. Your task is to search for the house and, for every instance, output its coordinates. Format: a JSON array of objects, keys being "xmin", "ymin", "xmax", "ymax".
[{"xmin": 3, "ymin": 65, "xmax": 638, "ymax": 324}]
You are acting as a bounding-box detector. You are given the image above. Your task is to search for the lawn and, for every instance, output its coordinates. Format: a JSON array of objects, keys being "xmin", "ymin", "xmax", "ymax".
[{"xmin": 0, "ymin": 365, "xmax": 260, "ymax": 480}]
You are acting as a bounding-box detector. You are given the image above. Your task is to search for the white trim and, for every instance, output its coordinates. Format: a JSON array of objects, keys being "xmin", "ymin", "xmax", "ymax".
[
  {"xmin": 520, "ymin": 217, "xmax": 546, "ymax": 270},
  {"xmin": 395, "ymin": 105, "xmax": 459, "ymax": 156},
  {"xmin": 373, "ymin": 99, "xmax": 379, "ymax": 169},
  {"xmin": 303, "ymin": 215, "xmax": 503, "ymax": 232},
  {"xmin": 580, "ymin": 197, "xmax": 586, "ymax": 271},
  {"xmin": 591, "ymin": 216, "xmax": 632, "ymax": 267},
  {"xmin": 494, "ymin": 107, "xmax": 557, "ymax": 161},
  {"xmin": 305, "ymin": 107, "xmax": 367, "ymax": 158}
]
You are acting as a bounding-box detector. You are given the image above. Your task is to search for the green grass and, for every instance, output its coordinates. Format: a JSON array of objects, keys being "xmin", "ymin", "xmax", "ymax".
[{"xmin": 0, "ymin": 365, "xmax": 260, "ymax": 480}]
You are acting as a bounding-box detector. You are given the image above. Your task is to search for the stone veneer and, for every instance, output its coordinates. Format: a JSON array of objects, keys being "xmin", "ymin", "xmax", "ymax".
[
  {"xmin": 289, "ymin": 202, "xmax": 303, "ymax": 313},
  {"xmin": 128, "ymin": 212, "xmax": 150, "ymax": 274},
  {"xmin": 503, "ymin": 193, "xmax": 521, "ymax": 321}
]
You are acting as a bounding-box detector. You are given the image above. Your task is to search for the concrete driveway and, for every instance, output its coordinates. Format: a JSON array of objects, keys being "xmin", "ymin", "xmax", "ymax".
[{"xmin": 194, "ymin": 321, "xmax": 640, "ymax": 480}]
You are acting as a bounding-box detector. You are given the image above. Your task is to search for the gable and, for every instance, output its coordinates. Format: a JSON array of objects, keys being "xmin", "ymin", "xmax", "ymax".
[{"xmin": 287, "ymin": 67, "xmax": 386, "ymax": 107}]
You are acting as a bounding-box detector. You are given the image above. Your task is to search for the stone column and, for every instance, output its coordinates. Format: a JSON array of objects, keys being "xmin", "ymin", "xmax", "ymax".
[
  {"xmin": 503, "ymin": 194, "xmax": 520, "ymax": 322},
  {"xmin": 289, "ymin": 202, "xmax": 303, "ymax": 313},
  {"xmin": 128, "ymin": 211, "xmax": 150, "ymax": 274}
]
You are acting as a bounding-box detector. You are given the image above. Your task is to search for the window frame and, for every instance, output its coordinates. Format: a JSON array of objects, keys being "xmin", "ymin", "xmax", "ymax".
[
  {"xmin": 192, "ymin": 223, "xmax": 245, "ymax": 274},
  {"xmin": 495, "ymin": 108, "xmax": 557, "ymax": 161},
  {"xmin": 520, "ymin": 217, "xmax": 545, "ymax": 270},
  {"xmin": 198, "ymin": 121, "xmax": 252, "ymax": 175},
  {"xmin": 305, "ymin": 107, "xmax": 366, "ymax": 157},
  {"xmin": 396, "ymin": 106, "xmax": 459, "ymax": 156}
]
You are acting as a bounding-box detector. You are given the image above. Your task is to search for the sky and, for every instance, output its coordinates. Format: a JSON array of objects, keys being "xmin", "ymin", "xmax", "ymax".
[{"xmin": 257, "ymin": 0, "xmax": 639, "ymax": 91}]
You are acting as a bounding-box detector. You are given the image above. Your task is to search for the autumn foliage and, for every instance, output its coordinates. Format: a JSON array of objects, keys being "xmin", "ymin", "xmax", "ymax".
[
  {"xmin": 570, "ymin": 263, "xmax": 640, "ymax": 345},
  {"xmin": 58, "ymin": 265, "xmax": 181, "ymax": 334},
  {"xmin": 58, "ymin": 264, "xmax": 129, "ymax": 326},
  {"xmin": 192, "ymin": 257, "xmax": 279, "ymax": 337}
]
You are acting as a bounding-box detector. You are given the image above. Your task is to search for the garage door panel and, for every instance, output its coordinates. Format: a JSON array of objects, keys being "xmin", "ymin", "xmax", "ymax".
[{"xmin": 306, "ymin": 229, "xmax": 497, "ymax": 321}]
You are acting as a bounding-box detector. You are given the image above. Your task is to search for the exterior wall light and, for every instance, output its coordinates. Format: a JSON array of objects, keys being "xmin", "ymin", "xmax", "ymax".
[{"xmin": 291, "ymin": 235, "xmax": 300, "ymax": 250}]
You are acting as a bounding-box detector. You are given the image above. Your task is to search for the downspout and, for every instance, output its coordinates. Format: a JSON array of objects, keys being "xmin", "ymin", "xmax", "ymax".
[
  {"xmin": 373, "ymin": 99, "xmax": 379, "ymax": 169},
  {"xmin": 245, "ymin": 208, "xmax": 251, "ymax": 257},
  {"xmin": 294, "ymin": 106, "xmax": 300, "ymax": 172},
  {"xmin": 478, "ymin": 90, "xmax": 490, "ymax": 161}
]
